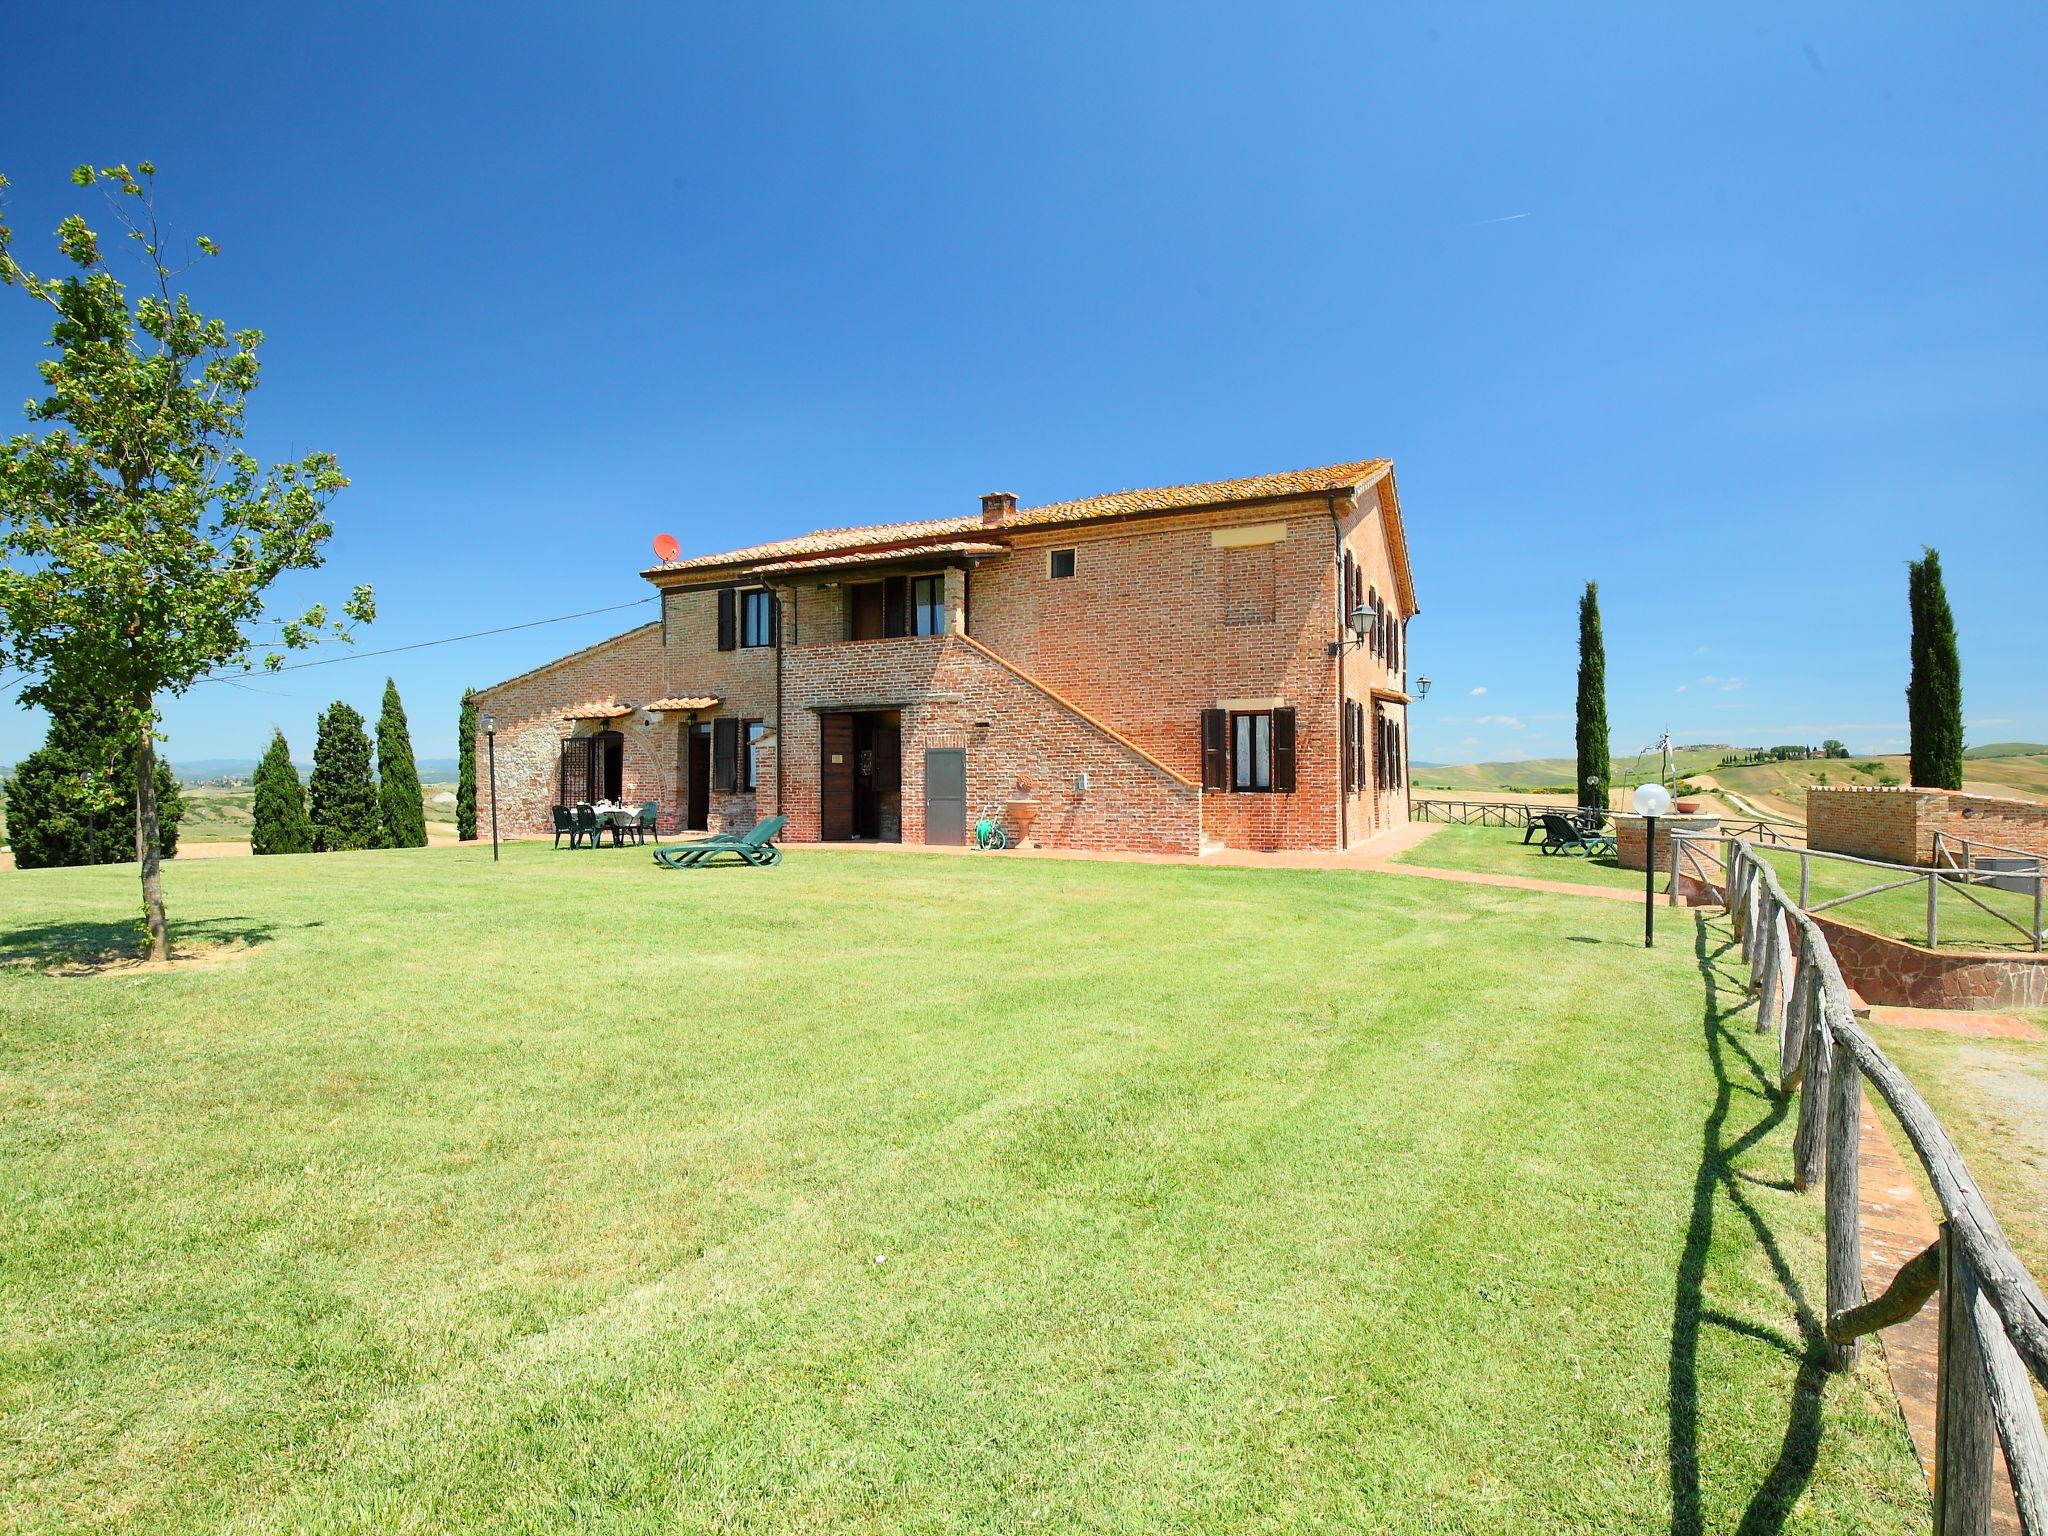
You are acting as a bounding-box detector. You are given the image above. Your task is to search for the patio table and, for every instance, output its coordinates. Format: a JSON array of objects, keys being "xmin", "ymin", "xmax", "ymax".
[{"xmin": 583, "ymin": 803, "xmax": 643, "ymax": 844}]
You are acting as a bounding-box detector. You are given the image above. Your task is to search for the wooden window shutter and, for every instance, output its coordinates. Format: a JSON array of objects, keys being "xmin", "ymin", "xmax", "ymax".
[
  {"xmin": 767, "ymin": 588, "xmax": 781, "ymax": 646},
  {"xmin": 1351, "ymin": 702, "xmax": 1364, "ymax": 791},
  {"xmin": 716, "ymin": 588, "xmax": 736, "ymax": 651},
  {"xmin": 883, "ymin": 575, "xmax": 907, "ymax": 638},
  {"xmin": 1200, "ymin": 709, "xmax": 1228, "ymax": 791},
  {"xmin": 1341, "ymin": 551, "xmax": 1355, "ymax": 627},
  {"xmin": 1340, "ymin": 700, "xmax": 1352, "ymax": 792},
  {"xmin": 1272, "ymin": 708, "xmax": 1296, "ymax": 794},
  {"xmin": 712, "ymin": 717, "xmax": 740, "ymax": 793}
]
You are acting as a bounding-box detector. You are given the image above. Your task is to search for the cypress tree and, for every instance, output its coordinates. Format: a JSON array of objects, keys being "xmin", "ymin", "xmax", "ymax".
[
  {"xmin": 1907, "ymin": 548, "xmax": 1965, "ymax": 790},
  {"xmin": 1575, "ymin": 582, "xmax": 1611, "ymax": 812},
  {"xmin": 376, "ymin": 679, "xmax": 428, "ymax": 848},
  {"xmin": 456, "ymin": 690, "xmax": 479, "ymax": 841},
  {"xmin": 309, "ymin": 701, "xmax": 382, "ymax": 852},
  {"xmin": 2, "ymin": 685, "xmax": 183, "ymax": 868},
  {"xmin": 250, "ymin": 728, "xmax": 314, "ymax": 855}
]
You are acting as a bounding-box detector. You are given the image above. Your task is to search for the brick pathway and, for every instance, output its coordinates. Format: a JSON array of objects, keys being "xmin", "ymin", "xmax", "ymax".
[
  {"xmin": 1857, "ymin": 1101, "xmax": 2021, "ymax": 1531},
  {"xmin": 1867, "ymin": 1006, "xmax": 2044, "ymax": 1041}
]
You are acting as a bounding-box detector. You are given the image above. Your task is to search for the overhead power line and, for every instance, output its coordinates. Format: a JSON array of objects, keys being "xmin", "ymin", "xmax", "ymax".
[{"xmin": 190, "ymin": 594, "xmax": 658, "ymax": 684}]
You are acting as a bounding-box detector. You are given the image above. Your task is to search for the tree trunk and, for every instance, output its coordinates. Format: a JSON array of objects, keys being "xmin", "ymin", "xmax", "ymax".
[{"xmin": 134, "ymin": 695, "xmax": 168, "ymax": 962}]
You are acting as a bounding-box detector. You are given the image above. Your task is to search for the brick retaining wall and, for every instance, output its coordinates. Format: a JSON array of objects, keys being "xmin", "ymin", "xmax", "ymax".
[{"xmin": 1808, "ymin": 784, "xmax": 2048, "ymax": 866}]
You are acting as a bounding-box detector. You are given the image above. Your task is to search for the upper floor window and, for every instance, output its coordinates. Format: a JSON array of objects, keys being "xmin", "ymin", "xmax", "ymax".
[
  {"xmin": 740, "ymin": 588, "xmax": 775, "ymax": 647},
  {"xmin": 911, "ymin": 574, "xmax": 945, "ymax": 636},
  {"xmin": 1049, "ymin": 548, "xmax": 1076, "ymax": 579}
]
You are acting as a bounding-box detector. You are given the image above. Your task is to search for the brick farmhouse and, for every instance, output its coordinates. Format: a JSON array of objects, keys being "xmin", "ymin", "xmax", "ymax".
[{"xmin": 471, "ymin": 460, "xmax": 1419, "ymax": 856}]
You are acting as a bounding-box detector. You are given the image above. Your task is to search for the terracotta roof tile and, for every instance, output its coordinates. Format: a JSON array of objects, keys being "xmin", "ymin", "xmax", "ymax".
[
  {"xmin": 562, "ymin": 701, "xmax": 635, "ymax": 720},
  {"xmin": 747, "ymin": 540, "xmax": 1009, "ymax": 576},
  {"xmin": 643, "ymin": 695, "xmax": 721, "ymax": 711},
  {"xmin": 643, "ymin": 459, "xmax": 1390, "ymax": 577}
]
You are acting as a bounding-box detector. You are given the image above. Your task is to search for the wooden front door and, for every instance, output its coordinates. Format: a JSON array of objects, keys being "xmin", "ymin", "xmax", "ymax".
[
  {"xmin": 820, "ymin": 713, "xmax": 855, "ymax": 840},
  {"xmin": 686, "ymin": 728, "xmax": 711, "ymax": 831}
]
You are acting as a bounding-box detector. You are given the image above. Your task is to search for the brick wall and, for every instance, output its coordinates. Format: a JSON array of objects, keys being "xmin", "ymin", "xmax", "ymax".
[
  {"xmin": 965, "ymin": 487, "xmax": 1411, "ymax": 850},
  {"xmin": 777, "ymin": 635, "xmax": 1203, "ymax": 854},
  {"xmin": 1808, "ymin": 785, "xmax": 2048, "ymax": 866},
  {"xmin": 477, "ymin": 480, "xmax": 1413, "ymax": 855},
  {"xmin": 469, "ymin": 624, "xmax": 666, "ymax": 838}
]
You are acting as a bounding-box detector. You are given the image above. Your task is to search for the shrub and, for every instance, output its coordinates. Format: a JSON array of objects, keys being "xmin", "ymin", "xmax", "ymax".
[
  {"xmin": 310, "ymin": 701, "xmax": 382, "ymax": 852},
  {"xmin": 376, "ymin": 679, "xmax": 428, "ymax": 849},
  {"xmin": 251, "ymin": 729, "xmax": 314, "ymax": 855},
  {"xmin": 1, "ymin": 685, "xmax": 183, "ymax": 867}
]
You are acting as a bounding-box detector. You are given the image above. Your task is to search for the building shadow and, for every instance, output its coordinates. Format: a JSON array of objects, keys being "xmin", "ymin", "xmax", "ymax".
[
  {"xmin": 0, "ymin": 915, "xmax": 283, "ymax": 973},
  {"xmin": 1669, "ymin": 910, "xmax": 1833, "ymax": 1536}
]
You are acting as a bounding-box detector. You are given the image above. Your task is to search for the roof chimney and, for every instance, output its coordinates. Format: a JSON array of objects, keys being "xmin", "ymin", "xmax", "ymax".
[{"xmin": 980, "ymin": 491, "xmax": 1017, "ymax": 526}]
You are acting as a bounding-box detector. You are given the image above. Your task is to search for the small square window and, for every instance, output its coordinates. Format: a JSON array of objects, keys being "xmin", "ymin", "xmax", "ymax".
[{"xmin": 1049, "ymin": 548, "xmax": 1076, "ymax": 579}]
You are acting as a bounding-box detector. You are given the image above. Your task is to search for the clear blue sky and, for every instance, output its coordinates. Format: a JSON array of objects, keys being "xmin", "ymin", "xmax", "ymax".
[{"xmin": 4, "ymin": 3, "xmax": 2044, "ymax": 771}]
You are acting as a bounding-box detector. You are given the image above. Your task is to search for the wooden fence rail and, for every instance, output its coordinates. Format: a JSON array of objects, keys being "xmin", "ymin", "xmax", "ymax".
[{"xmin": 1708, "ymin": 837, "xmax": 2048, "ymax": 1533}]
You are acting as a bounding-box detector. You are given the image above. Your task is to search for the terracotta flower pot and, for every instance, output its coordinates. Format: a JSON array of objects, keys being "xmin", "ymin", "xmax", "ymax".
[
  {"xmin": 1675, "ymin": 799, "xmax": 1701, "ymax": 814},
  {"xmin": 1005, "ymin": 798, "xmax": 1042, "ymax": 847}
]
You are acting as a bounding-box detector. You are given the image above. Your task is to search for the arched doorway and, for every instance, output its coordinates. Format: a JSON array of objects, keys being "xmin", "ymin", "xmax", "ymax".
[{"xmin": 561, "ymin": 729, "xmax": 625, "ymax": 803}]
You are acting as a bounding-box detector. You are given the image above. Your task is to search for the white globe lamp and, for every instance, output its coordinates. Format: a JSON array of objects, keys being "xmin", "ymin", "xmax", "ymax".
[{"xmin": 1632, "ymin": 782, "xmax": 1673, "ymax": 818}]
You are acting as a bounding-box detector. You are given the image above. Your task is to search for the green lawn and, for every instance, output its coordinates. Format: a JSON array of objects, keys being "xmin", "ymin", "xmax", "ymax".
[
  {"xmin": 1395, "ymin": 826, "xmax": 2041, "ymax": 952},
  {"xmin": 1396, "ymin": 821, "xmax": 1648, "ymax": 892},
  {"xmin": 0, "ymin": 845, "xmax": 1926, "ymax": 1532},
  {"xmin": 1753, "ymin": 847, "xmax": 2042, "ymax": 952}
]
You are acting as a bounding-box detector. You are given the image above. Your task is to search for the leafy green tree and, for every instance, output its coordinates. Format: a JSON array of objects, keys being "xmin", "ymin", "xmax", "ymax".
[
  {"xmin": 1574, "ymin": 581, "xmax": 1610, "ymax": 812},
  {"xmin": 376, "ymin": 678, "xmax": 427, "ymax": 848},
  {"xmin": 310, "ymin": 702, "xmax": 381, "ymax": 851},
  {"xmin": 0, "ymin": 162, "xmax": 371, "ymax": 957},
  {"xmin": 2, "ymin": 684, "xmax": 184, "ymax": 868},
  {"xmin": 1821, "ymin": 739, "xmax": 1849, "ymax": 759},
  {"xmin": 1907, "ymin": 548, "xmax": 1964, "ymax": 791},
  {"xmin": 250, "ymin": 728, "xmax": 313, "ymax": 855},
  {"xmin": 456, "ymin": 691, "xmax": 478, "ymax": 841}
]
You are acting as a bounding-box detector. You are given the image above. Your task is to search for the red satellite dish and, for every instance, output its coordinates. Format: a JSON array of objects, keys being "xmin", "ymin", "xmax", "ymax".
[{"xmin": 652, "ymin": 532, "xmax": 681, "ymax": 563}]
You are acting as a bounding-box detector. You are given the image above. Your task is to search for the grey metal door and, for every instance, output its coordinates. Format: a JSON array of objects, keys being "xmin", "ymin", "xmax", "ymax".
[{"xmin": 923, "ymin": 748, "xmax": 966, "ymax": 846}]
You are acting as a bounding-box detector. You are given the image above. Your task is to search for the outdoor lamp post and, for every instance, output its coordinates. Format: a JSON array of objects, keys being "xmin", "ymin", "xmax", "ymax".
[
  {"xmin": 1586, "ymin": 772, "xmax": 1600, "ymax": 814},
  {"xmin": 479, "ymin": 712, "xmax": 500, "ymax": 862},
  {"xmin": 1633, "ymin": 780, "xmax": 1673, "ymax": 948},
  {"xmin": 1414, "ymin": 675, "xmax": 1431, "ymax": 699}
]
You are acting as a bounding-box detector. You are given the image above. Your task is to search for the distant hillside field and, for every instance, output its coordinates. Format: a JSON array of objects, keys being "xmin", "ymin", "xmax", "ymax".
[
  {"xmin": 1708, "ymin": 749, "xmax": 2048, "ymax": 823},
  {"xmin": 2, "ymin": 783, "xmax": 461, "ymax": 852},
  {"xmin": 1412, "ymin": 743, "xmax": 2048, "ymax": 824},
  {"xmin": 1411, "ymin": 745, "xmax": 1737, "ymax": 795}
]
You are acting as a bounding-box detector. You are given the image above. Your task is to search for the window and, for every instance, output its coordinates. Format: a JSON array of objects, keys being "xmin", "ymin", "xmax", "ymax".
[
  {"xmin": 740, "ymin": 588, "xmax": 775, "ymax": 648},
  {"xmin": 745, "ymin": 720, "xmax": 766, "ymax": 790},
  {"xmin": 1224, "ymin": 708, "xmax": 1296, "ymax": 793},
  {"xmin": 1233, "ymin": 713, "xmax": 1271, "ymax": 791},
  {"xmin": 1049, "ymin": 548, "xmax": 1076, "ymax": 579},
  {"xmin": 911, "ymin": 574, "xmax": 945, "ymax": 636}
]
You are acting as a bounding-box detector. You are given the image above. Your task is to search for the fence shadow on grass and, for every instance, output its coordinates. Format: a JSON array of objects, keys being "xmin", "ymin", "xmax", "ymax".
[
  {"xmin": 0, "ymin": 915, "xmax": 286, "ymax": 974},
  {"xmin": 1669, "ymin": 910, "xmax": 1834, "ymax": 1536}
]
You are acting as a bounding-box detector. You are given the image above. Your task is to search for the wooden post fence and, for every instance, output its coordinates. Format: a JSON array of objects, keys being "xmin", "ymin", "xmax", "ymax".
[{"xmin": 1720, "ymin": 839, "xmax": 2048, "ymax": 1533}]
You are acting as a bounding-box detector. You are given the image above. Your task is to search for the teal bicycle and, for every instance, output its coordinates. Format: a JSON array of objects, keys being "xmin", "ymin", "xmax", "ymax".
[{"xmin": 973, "ymin": 806, "xmax": 1009, "ymax": 851}]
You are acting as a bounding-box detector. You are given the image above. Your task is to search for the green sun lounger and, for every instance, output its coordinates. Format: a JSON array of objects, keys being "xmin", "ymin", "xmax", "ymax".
[{"xmin": 652, "ymin": 816, "xmax": 787, "ymax": 870}]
